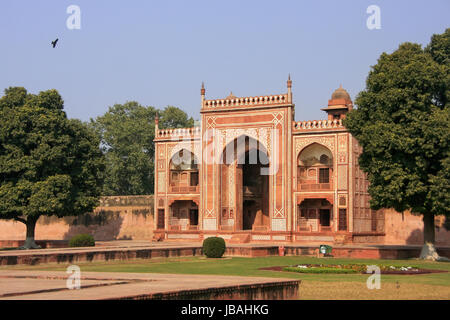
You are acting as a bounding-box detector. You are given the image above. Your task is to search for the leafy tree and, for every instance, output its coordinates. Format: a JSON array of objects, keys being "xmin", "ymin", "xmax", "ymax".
[
  {"xmin": 158, "ymin": 105, "xmax": 195, "ymax": 129},
  {"xmin": 0, "ymin": 87, "xmax": 105, "ymax": 249},
  {"xmin": 426, "ymin": 28, "xmax": 450, "ymax": 66},
  {"xmin": 91, "ymin": 103, "xmax": 194, "ymax": 195},
  {"xmin": 344, "ymin": 30, "xmax": 449, "ymax": 260}
]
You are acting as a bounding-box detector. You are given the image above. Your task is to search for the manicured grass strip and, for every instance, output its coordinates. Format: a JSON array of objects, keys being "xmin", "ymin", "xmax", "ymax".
[
  {"xmin": 3, "ymin": 256, "xmax": 449, "ymax": 288},
  {"xmin": 298, "ymin": 281, "xmax": 450, "ymax": 300}
]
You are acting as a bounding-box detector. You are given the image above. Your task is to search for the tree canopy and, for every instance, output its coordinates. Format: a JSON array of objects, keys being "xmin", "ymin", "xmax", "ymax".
[
  {"xmin": 158, "ymin": 105, "xmax": 195, "ymax": 129},
  {"xmin": 90, "ymin": 103, "xmax": 194, "ymax": 196},
  {"xmin": 0, "ymin": 87, "xmax": 105, "ymax": 248},
  {"xmin": 344, "ymin": 29, "xmax": 449, "ymax": 259}
]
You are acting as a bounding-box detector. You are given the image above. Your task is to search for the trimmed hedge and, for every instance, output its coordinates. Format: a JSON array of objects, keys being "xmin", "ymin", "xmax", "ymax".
[
  {"xmin": 202, "ymin": 236, "xmax": 226, "ymax": 258},
  {"xmin": 69, "ymin": 234, "xmax": 95, "ymax": 247}
]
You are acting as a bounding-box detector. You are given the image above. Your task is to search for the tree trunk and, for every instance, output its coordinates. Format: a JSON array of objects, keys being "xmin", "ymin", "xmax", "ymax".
[
  {"xmin": 420, "ymin": 213, "xmax": 439, "ymax": 260},
  {"xmin": 20, "ymin": 216, "xmax": 41, "ymax": 250}
]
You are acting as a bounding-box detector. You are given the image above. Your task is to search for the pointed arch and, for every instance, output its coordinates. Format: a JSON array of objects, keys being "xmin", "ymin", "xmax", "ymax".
[
  {"xmin": 169, "ymin": 149, "xmax": 199, "ymax": 193},
  {"xmin": 297, "ymin": 143, "xmax": 333, "ymax": 190}
]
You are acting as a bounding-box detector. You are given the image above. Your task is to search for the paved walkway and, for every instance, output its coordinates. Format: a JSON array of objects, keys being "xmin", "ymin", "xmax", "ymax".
[
  {"xmin": 0, "ymin": 240, "xmax": 433, "ymax": 257},
  {"xmin": 3, "ymin": 241, "xmax": 448, "ymax": 266},
  {"xmin": 0, "ymin": 240, "xmax": 202, "ymax": 256},
  {"xmin": 0, "ymin": 270, "xmax": 299, "ymax": 300}
]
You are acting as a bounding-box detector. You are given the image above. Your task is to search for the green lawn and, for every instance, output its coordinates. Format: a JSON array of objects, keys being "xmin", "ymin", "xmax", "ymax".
[
  {"xmin": 4, "ymin": 255, "xmax": 450, "ymax": 299},
  {"xmin": 6, "ymin": 255, "xmax": 450, "ymax": 285}
]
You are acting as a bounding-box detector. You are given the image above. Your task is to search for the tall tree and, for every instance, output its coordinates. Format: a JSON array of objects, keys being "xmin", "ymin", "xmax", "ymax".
[
  {"xmin": 158, "ymin": 105, "xmax": 195, "ymax": 129},
  {"xmin": 91, "ymin": 103, "xmax": 194, "ymax": 195},
  {"xmin": 344, "ymin": 30, "xmax": 449, "ymax": 260},
  {"xmin": 0, "ymin": 87, "xmax": 105, "ymax": 249}
]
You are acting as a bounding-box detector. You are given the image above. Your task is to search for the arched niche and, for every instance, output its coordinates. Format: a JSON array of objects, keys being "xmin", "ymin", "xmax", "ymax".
[
  {"xmin": 297, "ymin": 143, "xmax": 333, "ymax": 190},
  {"xmin": 169, "ymin": 149, "xmax": 199, "ymax": 192},
  {"xmin": 297, "ymin": 198, "xmax": 333, "ymax": 232}
]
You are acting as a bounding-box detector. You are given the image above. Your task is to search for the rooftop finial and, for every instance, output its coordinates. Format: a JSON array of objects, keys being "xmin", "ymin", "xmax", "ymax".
[
  {"xmin": 287, "ymin": 74, "xmax": 292, "ymax": 102},
  {"xmin": 226, "ymin": 91, "xmax": 237, "ymax": 99},
  {"xmin": 201, "ymin": 82, "xmax": 205, "ymax": 96}
]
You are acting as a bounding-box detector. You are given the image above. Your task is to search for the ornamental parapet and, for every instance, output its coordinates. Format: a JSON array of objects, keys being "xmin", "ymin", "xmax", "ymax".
[
  {"xmin": 155, "ymin": 126, "xmax": 201, "ymax": 140},
  {"xmin": 202, "ymin": 93, "xmax": 290, "ymax": 110},
  {"xmin": 293, "ymin": 119, "xmax": 344, "ymax": 132}
]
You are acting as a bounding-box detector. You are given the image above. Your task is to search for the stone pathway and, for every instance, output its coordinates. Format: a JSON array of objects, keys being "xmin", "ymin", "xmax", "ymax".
[
  {"xmin": 0, "ymin": 270, "xmax": 299, "ymax": 300},
  {"xmin": 0, "ymin": 240, "xmax": 432, "ymax": 257},
  {"xmin": 0, "ymin": 240, "xmax": 201, "ymax": 256},
  {"xmin": 2, "ymin": 241, "xmax": 448, "ymax": 265}
]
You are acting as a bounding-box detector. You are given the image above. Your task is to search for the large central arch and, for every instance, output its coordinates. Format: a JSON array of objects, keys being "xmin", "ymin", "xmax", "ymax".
[{"xmin": 219, "ymin": 135, "xmax": 270, "ymax": 231}]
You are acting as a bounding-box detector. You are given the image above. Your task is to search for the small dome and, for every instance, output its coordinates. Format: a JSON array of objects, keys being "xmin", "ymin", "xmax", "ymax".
[{"xmin": 331, "ymin": 85, "xmax": 351, "ymax": 101}]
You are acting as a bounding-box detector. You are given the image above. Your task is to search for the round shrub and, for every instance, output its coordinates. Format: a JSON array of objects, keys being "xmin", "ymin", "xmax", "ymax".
[
  {"xmin": 202, "ymin": 236, "xmax": 226, "ymax": 258},
  {"xmin": 69, "ymin": 234, "xmax": 95, "ymax": 247}
]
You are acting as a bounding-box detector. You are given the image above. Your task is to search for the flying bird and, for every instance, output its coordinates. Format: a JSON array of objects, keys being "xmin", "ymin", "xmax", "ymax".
[{"xmin": 51, "ymin": 38, "xmax": 58, "ymax": 48}]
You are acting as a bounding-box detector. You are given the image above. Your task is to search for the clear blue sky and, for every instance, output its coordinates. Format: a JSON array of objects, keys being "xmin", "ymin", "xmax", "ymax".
[{"xmin": 1, "ymin": 0, "xmax": 448, "ymax": 122}]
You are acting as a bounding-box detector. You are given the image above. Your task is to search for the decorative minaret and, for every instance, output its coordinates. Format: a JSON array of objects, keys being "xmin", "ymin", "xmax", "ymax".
[
  {"xmin": 155, "ymin": 113, "xmax": 159, "ymax": 136},
  {"xmin": 201, "ymin": 82, "xmax": 205, "ymax": 107},
  {"xmin": 287, "ymin": 74, "xmax": 292, "ymax": 103}
]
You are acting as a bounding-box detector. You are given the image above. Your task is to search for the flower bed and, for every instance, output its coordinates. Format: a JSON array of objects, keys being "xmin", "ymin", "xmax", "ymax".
[
  {"xmin": 259, "ymin": 264, "xmax": 446, "ymax": 275},
  {"xmin": 284, "ymin": 265, "xmax": 358, "ymax": 274}
]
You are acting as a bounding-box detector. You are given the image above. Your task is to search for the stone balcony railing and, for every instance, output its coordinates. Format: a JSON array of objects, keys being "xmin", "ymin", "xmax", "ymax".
[
  {"xmin": 169, "ymin": 185, "xmax": 200, "ymax": 193},
  {"xmin": 155, "ymin": 127, "xmax": 201, "ymax": 140},
  {"xmin": 293, "ymin": 119, "xmax": 344, "ymax": 131},
  {"xmin": 203, "ymin": 94, "xmax": 289, "ymax": 109},
  {"xmin": 298, "ymin": 182, "xmax": 332, "ymax": 191}
]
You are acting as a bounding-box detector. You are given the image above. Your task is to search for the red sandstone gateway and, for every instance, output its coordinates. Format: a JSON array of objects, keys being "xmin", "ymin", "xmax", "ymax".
[{"xmin": 151, "ymin": 78, "xmax": 424, "ymax": 244}]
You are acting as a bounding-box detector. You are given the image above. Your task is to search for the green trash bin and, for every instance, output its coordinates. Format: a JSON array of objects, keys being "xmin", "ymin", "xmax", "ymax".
[{"xmin": 319, "ymin": 244, "xmax": 332, "ymax": 255}]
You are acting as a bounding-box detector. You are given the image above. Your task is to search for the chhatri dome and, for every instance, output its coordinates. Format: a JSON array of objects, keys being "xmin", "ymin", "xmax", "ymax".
[
  {"xmin": 331, "ymin": 84, "xmax": 351, "ymax": 101},
  {"xmin": 321, "ymin": 84, "xmax": 353, "ymax": 120}
]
